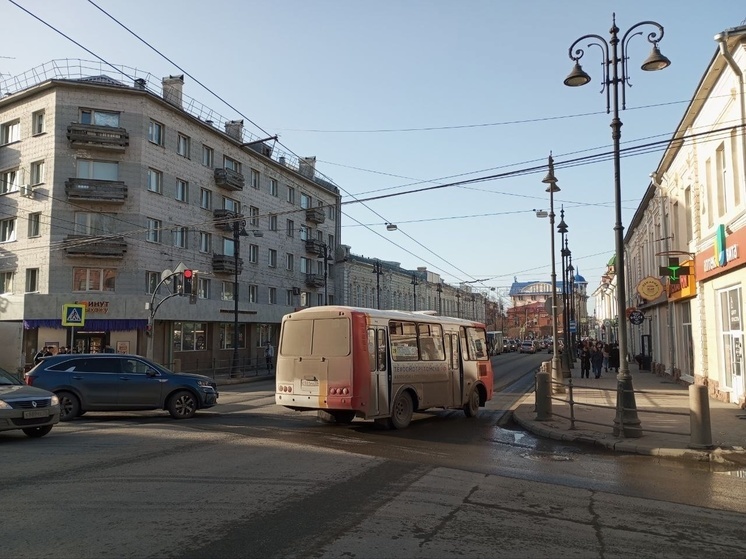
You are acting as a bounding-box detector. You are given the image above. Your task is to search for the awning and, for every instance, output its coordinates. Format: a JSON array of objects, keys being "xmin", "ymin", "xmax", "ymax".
[{"xmin": 24, "ymin": 319, "xmax": 148, "ymax": 331}]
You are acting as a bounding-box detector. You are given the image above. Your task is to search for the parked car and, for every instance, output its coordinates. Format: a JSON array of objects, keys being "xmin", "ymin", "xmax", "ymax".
[
  {"xmin": 519, "ymin": 341, "xmax": 536, "ymax": 354},
  {"xmin": 0, "ymin": 367, "xmax": 60, "ymax": 438},
  {"xmin": 25, "ymin": 354, "xmax": 218, "ymax": 421}
]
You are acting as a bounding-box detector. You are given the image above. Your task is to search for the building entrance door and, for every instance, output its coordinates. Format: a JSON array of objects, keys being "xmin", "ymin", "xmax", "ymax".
[{"xmin": 74, "ymin": 331, "xmax": 108, "ymax": 353}]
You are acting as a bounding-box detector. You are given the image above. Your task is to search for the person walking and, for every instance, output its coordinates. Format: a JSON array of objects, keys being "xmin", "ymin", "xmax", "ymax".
[
  {"xmin": 579, "ymin": 346, "xmax": 591, "ymax": 379},
  {"xmin": 590, "ymin": 347, "xmax": 604, "ymax": 379},
  {"xmin": 609, "ymin": 343, "xmax": 620, "ymax": 373},
  {"xmin": 265, "ymin": 341, "xmax": 275, "ymax": 371},
  {"xmin": 602, "ymin": 343, "xmax": 610, "ymax": 373}
]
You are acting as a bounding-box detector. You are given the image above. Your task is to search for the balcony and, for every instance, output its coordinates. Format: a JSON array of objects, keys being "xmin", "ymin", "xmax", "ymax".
[
  {"xmin": 304, "ymin": 239, "xmax": 326, "ymax": 257},
  {"xmin": 212, "ymin": 254, "xmax": 243, "ymax": 275},
  {"xmin": 66, "ymin": 123, "xmax": 129, "ymax": 151},
  {"xmin": 305, "ymin": 207, "xmax": 326, "ymax": 224},
  {"xmin": 214, "ymin": 168, "xmax": 245, "ymax": 191},
  {"xmin": 305, "ymin": 273, "xmax": 325, "ymax": 288},
  {"xmin": 64, "ymin": 235, "xmax": 127, "ymax": 258},
  {"xmin": 213, "ymin": 209, "xmax": 243, "ymax": 232},
  {"xmin": 65, "ymin": 178, "xmax": 127, "ymax": 203}
]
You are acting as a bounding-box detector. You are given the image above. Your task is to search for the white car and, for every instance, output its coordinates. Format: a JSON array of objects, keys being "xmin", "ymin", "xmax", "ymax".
[{"xmin": 519, "ymin": 341, "xmax": 536, "ymax": 354}]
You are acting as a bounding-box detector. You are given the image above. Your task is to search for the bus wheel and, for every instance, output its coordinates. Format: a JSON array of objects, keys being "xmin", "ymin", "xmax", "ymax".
[
  {"xmin": 463, "ymin": 387, "xmax": 480, "ymax": 418},
  {"xmin": 391, "ymin": 392, "xmax": 413, "ymax": 429}
]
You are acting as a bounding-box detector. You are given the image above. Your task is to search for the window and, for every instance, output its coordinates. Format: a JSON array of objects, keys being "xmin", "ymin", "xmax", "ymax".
[
  {"xmin": 299, "ymin": 225, "xmax": 309, "ymax": 241},
  {"xmin": 328, "ymin": 234, "xmax": 335, "ymax": 251},
  {"xmin": 75, "ymin": 212, "xmax": 114, "ymax": 235},
  {"xmin": 146, "ymin": 218, "xmax": 162, "ymax": 243},
  {"xmin": 32, "ymin": 111, "xmax": 45, "ymax": 135},
  {"xmin": 248, "ymin": 284, "xmax": 257, "ymax": 303},
  {"xmin": 328, "ymin": 203, "xmax": 335, "ymax": 221},
  {"xmin": 285, "ymin": 289, "xmax": 294, "ymax": 305},
  {"xmin": 172, "ymin": 226, "xmax": 188, "ymax": 248},
  {"xmin": 286, "ymin": 219, "xmax": 295, "ymax": 237},
  {"xmin": 269, "ymin": 287, "xmax": 277, "ymax": 305},
  {"xmin": 268, "ymin": 249, "xmax": 277, "ymax": 268},
  {"xmin": 1, "ymin": 169, "xmax": 19, "ymax": 194},
  {"xmin": 716, "ymin": 144, "xmax": 727, "ymax": 218},
  {"xmin": 300, "ymin": 193, "xmax": 311, "ymax": 209},
  {"xmin": 316, "ymin": 229, "xmax": 323, "ymax": 242},
  {"xmin": 81, "ymin": 109, "xmax": 119, "ymax": 127},
  {"xmin": 220, "ymin": 323, "xmax": 245, "ymax": 349},
  {"xmin": 28, "ymin": 213, "xmax": 41, "ymax": 237},
  {"xmin": 202, "ymin": 145, "xmax": 214, "ymax": 167},
  {"xmin": 300, "ymin": 257, "xmax": 310, "ymax": 274},
  {"xmin": 198, "ymin": 277, "xmax": 210, "ymax": 300},
  {"xmin": 146, "ymin": 271, "xmax": 159, "ymax": 294},
  {"xmin": 200, "ymin": 188, "xmax": 212, "ymax": 210},
  {"xmin": 1, "ymin": 218, "xmax": 16, "ymax": 242},
  {"xmin": 248, "ymin": 244, "xmax": 258, "ymax": 264},
  {"xmin": 30, "ymin": 160, "xmax": 44, "ymax": 185},
  {"xmin": 250, "ymin": 169, "xmax": 260, "ymax": 189},
  {"xmin": 300, "ymin": 292, "xmax": 309, "ymax": 307},
  {"xmin": 76, "ymin": 160, "xmax": 118, "ymax": 180},
  {"xmin": 249, "ymin": 206, "xmax": 259, "ymax": 227},
  {"xmin": 269, "ymin": 178, "xmax": 278, "ymax": 196},
  {"xmin": 223, "ymin": 155, "xmax": 240, "ymax": 173},
  {"xmin": 147, "ymin": 168, "xmax": 163, "ymax": 194},
  {"xmin": 177, "ymin": 134, "xmax": 190, "ymax": 158},
  {"xmin": 223, "ymin": 237, "xmax": 236, "ymax": 256},
  {"xmin": 25, "ymin": 268, "xmax": 38, "ymax": 292},
  {"xmin": 286, "ymin": 253, "xmax": 294, "ymax": 271},
  {"xmin": 223, "ymin": 196, "xmax": 239, "ymax": 213},
  {"xmin": 173, "ymin": 322, "xmax": 207, "ymax": 351},
  {"xmin": 0, "ymin": 272, "xmax": 12, "ymax": 294},
  {"xmin": 1, "ymin": 120, "xmax": 20, "ymax": 145},
  {"xmin": 222, "ymin": 281, "xmax": 235, "ymax": 301},
  {"xmin": 199, "ymin": 231, "xmax": 212, "ymax": 253},
  {"xmin": 73, "ymin": 268, "xmax": 116, "ymax": 292},
  {"xmin": 317, "ymin": 293, "xmax": 324, "ymax": 306},
  {"xmin": 148, "ymin": 120, "xmax": 164, "ymax": 145},
  {"xmin": 268, "ymin": 214, "xmax": 277, "ymax": 231},
  {"xmin": 176, "ymin": 179, "xmax": 189, "ymax": 202},
  {"xmin": 287, "ymin": 185, "xmax": 295, "ymax": 204}
]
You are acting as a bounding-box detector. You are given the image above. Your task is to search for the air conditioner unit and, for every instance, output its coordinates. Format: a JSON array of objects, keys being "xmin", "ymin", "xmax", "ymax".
[
  {"xmin": 292, "ymin": 287, "xmax": 301, "ymax": 296},
  {"xmin": 20, "ymin": 185, "xmax": 33, "ymax": 197}
]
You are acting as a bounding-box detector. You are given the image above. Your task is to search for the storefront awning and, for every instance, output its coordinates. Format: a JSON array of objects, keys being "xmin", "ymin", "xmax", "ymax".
[{"xmin": 24, "ymin": 319, "xmax": 148, "ymax": 331}]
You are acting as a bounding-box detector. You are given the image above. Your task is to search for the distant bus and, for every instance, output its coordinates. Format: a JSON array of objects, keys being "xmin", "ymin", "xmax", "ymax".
[{"xmin": 275, "ymin": 306, "xmax": 494, "ymax": 429}]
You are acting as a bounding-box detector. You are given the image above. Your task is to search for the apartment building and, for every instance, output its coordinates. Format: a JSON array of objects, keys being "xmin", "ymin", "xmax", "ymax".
[
  {"xmin": 622, "ymin": 25, "xmax": 746, "ymax": 407},
  {"xmin": 0, "ymin": 61, "xmax": 341, "ymax": 374}
]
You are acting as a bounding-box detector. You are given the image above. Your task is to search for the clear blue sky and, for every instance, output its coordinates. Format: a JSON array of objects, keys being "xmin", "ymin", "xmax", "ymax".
[{"xmin": 2, "ymin": 0, "xmax": 745, "ymax": 305}]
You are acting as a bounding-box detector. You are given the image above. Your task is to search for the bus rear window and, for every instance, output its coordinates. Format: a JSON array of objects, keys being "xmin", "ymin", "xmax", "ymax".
[{"xmin": 280, "ymin": 318, "xmax": 350, "ymax": 357}]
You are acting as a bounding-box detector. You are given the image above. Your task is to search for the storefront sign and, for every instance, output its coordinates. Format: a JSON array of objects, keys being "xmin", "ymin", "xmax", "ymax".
[
  {"xmin": 695, "ymin": 224, "xmax": 746, "ymax": 281},
  {"xmin": 668, "ymin": 260, "xmax": 697, "ymax": 301},
  {"xmin": 76, "ymin": 301, "xmax": 110, "ymax": 314},
  {"xmin": 637, "ymin": 276, "xmax": 664, "ymax": 301}
]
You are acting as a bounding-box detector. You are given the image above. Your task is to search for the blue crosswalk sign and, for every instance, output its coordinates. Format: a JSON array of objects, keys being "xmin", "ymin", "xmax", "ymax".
[{"xmin": 62, "ymin": 304, "xmax": 86, "ymax": 327}]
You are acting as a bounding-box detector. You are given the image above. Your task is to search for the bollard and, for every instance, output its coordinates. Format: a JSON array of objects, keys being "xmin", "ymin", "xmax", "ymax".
[
  {"xmin": 535, "ymin": 371, "xmax": 552, "ymax": 421},
  {"xmin": 689, "ymin": 384, "xmax": 713, "ymax": 449}
]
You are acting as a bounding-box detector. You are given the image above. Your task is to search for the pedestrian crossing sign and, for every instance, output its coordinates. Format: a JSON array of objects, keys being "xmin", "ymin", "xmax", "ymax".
[{"xmin": 62, "ymin": 304, "xmax": 86, "ymax": 327}]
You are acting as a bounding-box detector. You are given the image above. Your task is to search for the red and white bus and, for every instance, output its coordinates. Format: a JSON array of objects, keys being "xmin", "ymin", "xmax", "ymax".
[{"xmin": 275, "ymin": 306, "xmax": 494, "ymax": 429}]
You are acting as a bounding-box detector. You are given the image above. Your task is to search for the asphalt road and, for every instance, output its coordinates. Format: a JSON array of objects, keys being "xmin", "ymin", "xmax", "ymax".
[{"xmin": 2, "ymin": 352, "xmax": 745, "ymax": 559}]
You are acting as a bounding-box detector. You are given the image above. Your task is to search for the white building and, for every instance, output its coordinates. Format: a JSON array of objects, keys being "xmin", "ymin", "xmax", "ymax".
[{"xmin": 0, "ymin": 60, "xmax": 341, "ymax": 375}]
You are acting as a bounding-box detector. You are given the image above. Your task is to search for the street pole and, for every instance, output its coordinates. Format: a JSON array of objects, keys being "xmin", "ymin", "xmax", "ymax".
[
  {"xmin": 564, "ymin": 14, "xmax": 670, "ymax": 437},
  {"xmin": 231, "ymin": 218, "xmax": 248, "ymax": 376},
  {"xmin": 542, "ymin": 155, "xmax": 564, "ymax": 393}
]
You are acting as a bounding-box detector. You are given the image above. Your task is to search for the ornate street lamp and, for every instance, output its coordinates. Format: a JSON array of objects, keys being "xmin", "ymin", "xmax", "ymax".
[
  {"xmin": 564, "ymin": 14, "xmax": 670, "ymax": 438},
  {"xmin": 542, "ymin": 155, "xmax": 563, "ymax": 392}
]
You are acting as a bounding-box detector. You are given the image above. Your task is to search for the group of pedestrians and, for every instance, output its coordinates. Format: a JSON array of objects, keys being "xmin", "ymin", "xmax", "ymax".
[{"xmin": 578, "ymin": 340, "xmax": 619, "ymax": 379}]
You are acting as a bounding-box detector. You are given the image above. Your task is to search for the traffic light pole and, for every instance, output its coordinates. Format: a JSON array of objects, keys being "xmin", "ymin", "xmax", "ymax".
[{"xmin": 146, "ymin": 270, "xmax": 184, "ymax": 362}]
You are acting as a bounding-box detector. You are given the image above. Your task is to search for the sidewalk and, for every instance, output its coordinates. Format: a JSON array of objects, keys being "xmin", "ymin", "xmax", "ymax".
[{"xmin": 511, "ymin": 366, "xmax": 746, "ymax": 466}]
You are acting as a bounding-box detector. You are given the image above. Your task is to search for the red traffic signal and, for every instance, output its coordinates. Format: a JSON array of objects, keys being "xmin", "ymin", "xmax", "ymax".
[{"xmin": 182, "ymin": 269, "xmax": 193, "ymax": 295}]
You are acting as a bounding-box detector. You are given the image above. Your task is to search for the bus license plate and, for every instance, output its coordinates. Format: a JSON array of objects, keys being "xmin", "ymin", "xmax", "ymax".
[
  {"xmin": 301, "ymin": 379, "xmax": 318, "ymax": 388},
  {"xmin": 23, "ymin": 409, "xmax": 50, "ymax": 419}
]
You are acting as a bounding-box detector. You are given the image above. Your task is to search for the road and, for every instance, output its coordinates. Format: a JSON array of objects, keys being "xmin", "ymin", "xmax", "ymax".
[{"xmin": 2, "ymin": 352, "xmax": 745, "ymax": 558}]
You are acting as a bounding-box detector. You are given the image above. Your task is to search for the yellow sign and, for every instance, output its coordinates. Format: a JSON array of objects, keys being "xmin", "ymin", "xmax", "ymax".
[
  {"xmin": 62, "ymin": 304, "xmax": 86, "ymax": 327},
  {"xmin": 637, "ymin": 276, "xmax": 664, "ymax": 301}
]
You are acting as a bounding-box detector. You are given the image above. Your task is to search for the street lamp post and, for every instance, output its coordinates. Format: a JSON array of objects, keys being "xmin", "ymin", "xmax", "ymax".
[
  {"xmin": 542, "ymin": 155, "xmax": 563, "ymax": 392},
  {"xmin": 411, "ymin": 273, "xmax": 418, "ymax": 311},
  {"xmin": 564, "ymin": 14, "xmax": 670, "ymax": 438},
  {"xmin": 372, "ymin": 259, "xmax": 383, "ymax": 309},
  {"xmin": 456, "ymin": 291, "xmax": 461, "ymax": 318},
  {"xmin": 557, "ymin": 209, "xmax": 572, "ymax": 376},
  {"xmin": 436, "ymin": 281, "xmax": 443, "ymax": 315},
  {"xmin": 231, "ymin": 218, "xmax": 249, "ymax": 376}
]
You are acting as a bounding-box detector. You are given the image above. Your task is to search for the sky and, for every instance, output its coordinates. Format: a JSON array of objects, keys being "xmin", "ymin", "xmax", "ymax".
[{"xmin": 2, "ymin": 0, "xmax": 745, "ymax": 307}]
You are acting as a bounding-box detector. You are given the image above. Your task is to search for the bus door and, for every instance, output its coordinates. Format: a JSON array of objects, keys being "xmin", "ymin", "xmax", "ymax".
[
  {"xmin": 368, "ymin": 327, "xmax": 390, "ymax": 416},
  {"xmin": 444, "ymin": 332, "xmax": 462, "ymax": 406}
]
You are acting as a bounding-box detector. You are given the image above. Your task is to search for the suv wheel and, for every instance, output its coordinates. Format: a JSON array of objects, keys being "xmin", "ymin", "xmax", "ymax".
[
  {"xmin": 168, "ymin": 390, "xmax": 198, "ymax": 419},
  {"xmin": 57, "ymin": 391, "xmax": 80, "ymax": 422}
]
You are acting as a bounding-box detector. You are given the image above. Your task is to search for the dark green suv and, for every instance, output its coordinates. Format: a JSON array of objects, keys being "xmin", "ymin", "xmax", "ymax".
[{"xmin": 26, "ymin": 354, "xmax": 218, "ymax": 421}]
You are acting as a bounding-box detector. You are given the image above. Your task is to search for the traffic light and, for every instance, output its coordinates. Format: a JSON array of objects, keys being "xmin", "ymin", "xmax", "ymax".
[{"xmin": 182, "ymin": 269, "xmax": 193, "ymax": 296}]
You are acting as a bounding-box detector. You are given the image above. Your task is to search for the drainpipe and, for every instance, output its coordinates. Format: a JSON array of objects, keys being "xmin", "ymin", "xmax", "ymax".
[
  {"xmin": 651, "ymin": 173, "xmax": 675, "ymax": 377},
  {"xmin": 715, "ymin": 29, "xmax": 746, "ymax": 196}
]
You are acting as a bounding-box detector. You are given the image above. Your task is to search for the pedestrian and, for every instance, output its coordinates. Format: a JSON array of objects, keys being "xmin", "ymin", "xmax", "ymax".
[
  {"xmin": 579, "ymin": 346, "xmax": 591, "ymax": 379},
  {"xmin": 602, "ymin": 343, "xmax": 610, "ymax": 372},
  {"xmin": 265, "ymin": 341, "xmax": 275, "ymax": 371},
  {"xmin": 590, "ymin": 347, "xmax": 604, "ymax": 379},
  {"xmin": 609, "ymin": 343, "xmax": 620, "ymax": 373},
  {"xmin": 33, "ymin": 347, "xmax": 47, "ymax": 365}
]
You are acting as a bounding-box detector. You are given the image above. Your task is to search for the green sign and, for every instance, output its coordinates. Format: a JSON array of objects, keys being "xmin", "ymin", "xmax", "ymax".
[{"xmin": 659, "ymin": 258, "xmax": 691, "ymax": 284}]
